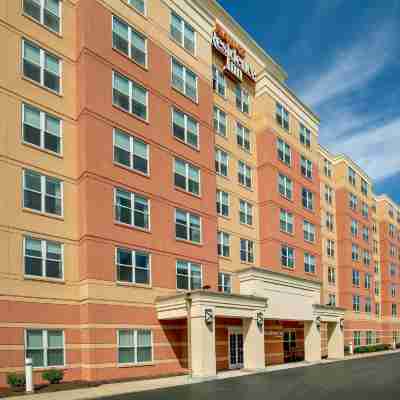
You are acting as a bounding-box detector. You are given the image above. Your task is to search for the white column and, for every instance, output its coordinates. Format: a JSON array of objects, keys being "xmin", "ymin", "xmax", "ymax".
[
  {"xmin": 243, "ymin": 315, "xmax": 265, "ymax": 370},
  {"xmin": 189, "ymin": 306, "xmax": 216, "ymax": 378},
  {"xmin": 304, "ymin": 320, "xmax": 321, "ymax": 362},
  {"xmin": 327, "ymin": 322, "xmax": 344, "ymax": 359},
  {"xmin": 25, "ymin": 358, "xmax": 34, "ymax": 393}
]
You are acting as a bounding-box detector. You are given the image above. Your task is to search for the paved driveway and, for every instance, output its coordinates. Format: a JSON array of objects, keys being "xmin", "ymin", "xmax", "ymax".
[{"xmin": 101, "ymin": 354, "xmax": 400, "ymax": 399}]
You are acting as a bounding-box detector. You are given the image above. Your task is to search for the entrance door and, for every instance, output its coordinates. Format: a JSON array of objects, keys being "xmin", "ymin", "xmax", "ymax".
[
  {"xmin": 229, "ymin": 328, "xmax": 243, "ymax": 369},
  {"xmin": 283, "ymin": 330, "xmax": 297, "ymax": 363}
]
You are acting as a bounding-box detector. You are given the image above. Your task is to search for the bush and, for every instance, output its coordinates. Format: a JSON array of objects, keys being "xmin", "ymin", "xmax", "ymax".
[
  {"xmin": 344, "ymin": 345, "xmax": 350, "ymax": 354},
  {"xmin": 42, "ymin": 369, "xmax": 64, "ymax": 384},
  {"xmin": 396, "ymin": 342, "xmax": 400, "ymax": 349},
  {"xmin": 354, "ymin": 344, "xmax": 391, "ymax": 354},
  {"xmin": 7, "ymin": 372, "xmax": 26, "ymax": 388}
]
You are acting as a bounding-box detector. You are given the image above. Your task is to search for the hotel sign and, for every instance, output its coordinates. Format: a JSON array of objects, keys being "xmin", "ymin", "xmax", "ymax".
[{"xmin": 212, "ymin": 24, "xmax": 257, "ymax": 83}]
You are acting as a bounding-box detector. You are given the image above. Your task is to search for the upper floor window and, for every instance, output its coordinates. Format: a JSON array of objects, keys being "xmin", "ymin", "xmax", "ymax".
[
  {"xmin": 362, "ymin": 226, "xmax": 370, "ymax": 242},
  {"xmin": 113, "ymin": 71, "xmax": 147, "ymax": 120},
  {"xmin": 216, "ymin": 190, "xmax": 229, "ymax": 217},
  {"xmin": 238, "ymin": 161, "xmax": 252, "ymax": 189},
  {"xmin": 276, "ymin": 102, "xmax": 289, "ymax": 131},
  {"xmin": 213, "ymin": 106, "xmax": 227, "ymax": 137},
  {"xmin": 328, "ymin": 293, "xmax": 336, "ymax": 307},
  {"xmin": 118, "ymin": 329, "xmax": 152, "ymax": 366},
  {"xmin": 365, "ymin": 273, "xmax": 372, "ymax": 289},
  {"xmin": 24, "ymin": 236, "xmax": 63, "ymax": 279},
  {"xmin": 348, "ymin": 167, "xmax": 356, "ymax": 187},
  {"xmin": 299, "ymin": 124, "xmax": 311, "ymax": 148},
  {"xmin": 236, "ymin": 122, "xmax": 251, "ymax": 152},
  {"xmin": 328, "ymin": 267, "xmax": 336, "ymax": 285},
  {"xmin": 361, "ymin": 179, "xmax": 368, "ymax": 196},
  {"xmin": 176, "ymin": 260, "xmax": 201, "ymax": 290},
  {"xmin": 22, "ymin": 103, "xmax": 61, "ymax": 154},
  {"xmin": 390, "ymin": 264, "xmax": 397, "ymax": 277},
  {"xmin": 23, "ymin": 169, "xmax": 62, "ymax": 216},
  {"xmin": 170, "ymin": 12, "xmax": 196, "ymax": 54},
  {"xmin": 240, "ymin": 239, "xmax": 254, "ymax": 263},
  {"xmin": 352, "ymin": 269, "xmax": 360, "ymax": 287},
  {"xmin": 174, "ymin": 158, "xmax": 200, "ymax": 196},
  {"xmin": 301, "ymin": 156, "xmax": 313, "ymax": 179},
  {"xmin": 23, "ymin": 0, "xmax": 61, "ymax": 33},
  {"xmin": 389, "ymin": 223, "xmax": 396, "ymax": 238},
  {"xmin": 112, "ymin": 16, "xmax": 147, "ymax": 67},
  {"xmin": 215, "ymin": 148, "xmax": 229, "ymax": 177},
  {"xmin": 302, "ymin": 188, "xmax": 314, "ymax": 211},
  {"xmin": 235, "ymin": 84, "xmax": 250, "ymax": 114},
  {"xmin": 114, "ymin": 188, "xmax": 149, "ymax": 230},
  {"xmin": 325, "ymin": 185, "xmax": 333, "ymax": 205},
  {"xmin": 326, "ymin": 212, "xmax": 334, "ymax": 232},
  {"xmin": 281, "ymin": 245, "xmax": 294, "ymax": 269},
  {"xmin": 175, "ymin": 209, "xmax": 201, "ymax": 243},
  {"xmin": 218, "ymin": 272, "xmax": 231, "ymax": 293},
  {"xmin": 351, "ymin": 219, "xmax": 358, "ymax": 237},
  {"xmin": 365, "ymin": 298, "xmax": 372, "ymax": 314},
  {"xmin": 278, "ymin": 173, "xmax": 293, "ymax": 200},
  {"xmin": 212, "ymin": 65, "xmax": 226, "ymax": 97},
  {"xmin": 361, "ymin": 202, "xmax": 369, "ymax": 219},
  {"xmin": 217, "ymin": 231, "xmax": 230, "ymax": 258},
  {"xmin": 113, "ymin": 129, "xmax": 149, "ymax": 175},
  {"xmin": 172, "ymin": 108, "xmax": 199, "ymax": 149},
  {"xmin": 277, "ymin": 138, "xmax": 291, "ymax": 166},
  {"xmin": 349, "ymin": 193, "xmax": 358, "ymax": 211},
  {"xmin": 352, "ymin": 243, "xmax": 360, "ymax": 262},
  {"xmin": 326, "ymin": 239, "xmax": 335, "ymax": 258},
  {"xmin": 116, "ymin": 247, "xmax": 150, "ymax": 285},
  {"xmin": 303, "ymin": 220, "xmax": 316, "ymax": 243},
  {"xmin": 324, "ymin": 158, "xmax": 332, "ymax": 178},
  {"xmin": 392, "ymin": 303, "xmax": 398, "ymax": 318},
  {"xmin": 23, "ymin": 40, "xmax": 61, "ymax": 93},
  {"xmin": 239, "ymin": 200, "xmax": 253, "ymax": 226},
  {"xmin": 172, "ymin": 58, "xmax": 198, "ymax": 102},
  {"xmin": 389, "ymin": 206, "xmax": 395, "ymax": 218},
  {"xmin": 280, "ymin": 209, "xmax": 294, "ymax": 234},
  {"xmin": 128, "ymin": 0, "xmax": 146, "ymax": 15},
  {"xmin": 304, "ymin": 253, "xmax": 316, "ymax": 274},
  {"xmin": 352, "ymin": 296, "xmax": 360, "ymax": 312}
]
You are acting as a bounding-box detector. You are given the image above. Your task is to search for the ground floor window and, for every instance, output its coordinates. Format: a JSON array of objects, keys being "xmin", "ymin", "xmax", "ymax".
[
  {"xmin": 366, "ymin": 331, "xmax": 373, "ymax": 345},
  {"xmin": 118, "ymin": 329, "xmax": 152, "ymax": 365},
  {"xmin": 353, "ymin": 331, "xmax": 361, "ymax": 346}
]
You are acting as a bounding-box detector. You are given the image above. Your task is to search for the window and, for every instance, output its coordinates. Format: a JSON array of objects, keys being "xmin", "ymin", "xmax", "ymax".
[
  {"xmin": 281, "ymin": 245, "xmax": 294, "ymax": 269},
  {"xmin": 299, "ymin": 124, "xmax": 311, "ymax": 148},
  {"xmin": 216, "ymin": 190, "xmax": 229, "ymax": 217},
  {"xmin": 116, "ymin": 247, "xmax": 150, "ymax": 285},
  {"xmin": 365, "ymin": 273, "xmax": 371, "ymax": 289},
  {"xmin": 22, "ymin": 40, "xmax": 61, "ymax": 93},
  {"xmin": 22, "ymin": 103, "xmax": 61, "ymax": 154},
  {"xmin": 239, "ymin": 200, "xmax": 253, "ymax": 226},
  {"xmin": 303, "ymin": 220, "xmax": 316, "ymax": 243},
  {"xmin": 170, "ymin": 12, "xmax": 196, "ymax": 54},
  {"xmin": 235, "ymin": 84, "xmax": 250, "ymax": 114},
  {"xmin": 363, "ymin": 250, "xmax": 371, "ymax": 266},
  {"xmin": 217, "ymin": 231, "xmax": 230, "ymax": 258},
  {"xmin": 218, "ymin": 272, "xmax": 231, "ymax": 293},
  {"xmin": 277, "ymin": 138, "xmax": 291, "ymax": 166},
  {"xmin": 118, "ymin": 329, "xmax": 152, "ymax": 365},
  {"xmin": 348, "ymin": 167, "xmax": 356, "ymax": 186},
  {"xmin": 26, "ymin": 329, "xmax": 64, "ymax": 368},
  {"xmin": 361, "ymin": 202, "xmax": 369, "ymax": 218},
  {"xmin": 326, "ymin": 240, "xmax": 335, "ymax": 258},
  {"xmin": 391, "ymin": 285, "xmax": 396, "ymax": 298},
  {"xmin": 215, "ymin": 148, "xmax": 228, "ymax": 177},
  {"xmin": 212, "ymin": 65, "xmax": 226, "ymax": 97},
  {"xmin": 276, "ymin": 102, "xmax": 289, "ymax": 131},
  {"xmin": 353, "ymin": 330, "xmax": 361, "ymax": 345},
  {"xmin": 326, "ymin": 212, "xmax": 334, "ymax": 232},
  {"xmin": 23, "ymin": 0, "xmax": 61, "ymax": 33},
  {"xmin": 114, "ymin": 188, "xmax": 149, "ymax": 230},
  {"xmin": 372, "ymin": 221, "xmax": 377, "ymax": 234},
  {"xmin": 24, "ymin": 237, "xmax": 63, "ymax": 279},
  {"xmin": 302, "ymin": 188, "xmax": 314, "ymax": 211},
  {"xmin": 280, "ymin": 209, "xmax": 294, "ymax": 234},
  {"xmin": 390, "ymin": 264, "xmax": 397, "ymax": 277},
  {"xmin": 375, "ymin": 303, "xmax": 381, "ymax": 317},
  {"xmin": 238, "ymin": 161, "xmax": 252, "ymax": 189},
  {"xmin": 389, "ymin": 223, "xmax": 396, "ymax": 237},
  {"xmin": 352, "ymin": 295, "xmax": 360, "ymax": 312},
  {"xmin": 172, "ymin": 58, "xmax": 198, "ymax": 101},
  {"xmin": 328, "ymin": 267, "xmax": 336, "ymax": 285},
  {"xmin": 325, "ymin": 185, "xmax": 333, "ymax": 205},
  {"xmin": 349, "ymin": 193, "xmax": 358, "ymax": 211},
  {"xmin": 176, "ymin": 260, "xmax": 201, "ymax": 290},
  {"xmin": 213, "ymin": 106, "xmax": 227, "ymax": 137},
  {"xmin": 172, "ymin": 108, "xmax": 199, "ymax": 149},
  {"xmin": 23, "ymin": 170, "xmax": 62, "ymax": 216},
  {"xmin": 175, "ymin": 209, "xmax": 201, "ymax": 243},
  {"xmin": 112, "ymin": 16, "xmax": 147, "ymax": 67},
  {"xmin": 352, "ymin": 244, "xmax": 360, "ymax": 262},
  {"xmin": 375, "ymin": 282, "xmax": 380, "ymax": 296},
  {"xmin": 351, "ymin": 220, "xmax": 358, "ymax": 237},
  {"xmin": 392, "ymin": 304, "xmax": 397, "ymax": 318},
  {"xmin": 389, "ymin": 206, "xmax": 394, "ymax": 218},
  {"xmin": 278, "ymin": 174, "xmax": 293, "ymax": 200},
  {"xmin": 362, "ymin": 226, "xmax": 369, "ymax": 242},
  {"xmin": 113, "ymin": 71, "xmax": 147, "ymax": 120},
  {"xmin": 236, "ymin": 123, "xmax": 251, "ymax": 152},
  {"xmin": 366, "ymin": 330, "xmax": 373, "ymax": 344},
  {"xmin": 301, "ymin": 156, "xmax": 313, "ymax": 179},
  {"xmin": 328, "ymin": 294, "xmax": 336, "ymax": 307},
  {"xmin": 361, "ymin": 179, "xmax": 368, "ymax": 196},
  {"xmin": 174, "ymin": 158, "xmax": 200, "ymax": 196},
  {"xmin": 304, "ymin": 253, "xmax": 316, "ymax": 274},
  {"xmin": 240, "ymin": 239, "xmax": 254, "ymax": 263},
  {"xmin": 390, "ymin": 245, "xmax": 397, "ymax": 258},
  {"xmin": 113, "ymin": 129, "xmax": 148, "ymax": 174},
  {"xmin": 324, "ymin": 158, "xmax": 332, "ymax": 178},
  {"xmin": 352, "ymin": 269, "xmax": 360, "ymax": 287},
  {"xmin": 128, "ymin": 0, "xmax": 145, "ymax": 14},
  {"xmin": 373, "ymin": 240, "xmax": 378, "ymax": 254}
]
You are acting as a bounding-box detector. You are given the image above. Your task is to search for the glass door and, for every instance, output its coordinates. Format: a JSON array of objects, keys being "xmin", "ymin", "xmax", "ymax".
[
  {"xmin": 283, "ymin": 330, "xmax": 296, "ymax": 363},
  {"xmin": 229, "ymin": 329, "xmax": 244, "ymax": 369}
]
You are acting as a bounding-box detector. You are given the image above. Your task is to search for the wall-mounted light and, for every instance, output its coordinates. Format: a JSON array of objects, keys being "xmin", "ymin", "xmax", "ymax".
[
  {"xmin": 256, "ymin": 312, "xmax": 264, "ymax": 328},
  {"xmin": 205, "ymin": 308, "xmax": 213, "ymax": 325},
  {"xmin": 316, "ymin": 316, "xmax": 321, "ymax": 329},
  {"xmin": 340, "ymin": 318, "xmax": 344, "ymax": 329}
]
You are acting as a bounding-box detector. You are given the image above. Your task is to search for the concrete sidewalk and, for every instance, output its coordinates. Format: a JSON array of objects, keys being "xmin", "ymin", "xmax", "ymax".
[{"xmin": 5, "ymin": 349, "xmax": 400, "ymax": 400}]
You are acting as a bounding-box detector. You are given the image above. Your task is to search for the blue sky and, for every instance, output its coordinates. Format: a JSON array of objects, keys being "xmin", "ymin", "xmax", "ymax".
[{"xmin": 217, "ymin": 0, "xmax": 400, "ymax": 203}]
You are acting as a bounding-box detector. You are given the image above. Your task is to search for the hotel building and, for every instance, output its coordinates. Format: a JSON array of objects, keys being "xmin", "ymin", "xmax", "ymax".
[{"xmin": 0, "ymin": 0, "xmax": 399, "ymax": 386}]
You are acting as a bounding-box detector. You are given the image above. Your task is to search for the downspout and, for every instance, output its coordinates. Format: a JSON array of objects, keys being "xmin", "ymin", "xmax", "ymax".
[{"xmin": 186, "ymin": 292, "xmax": 192, "ymax": 377}]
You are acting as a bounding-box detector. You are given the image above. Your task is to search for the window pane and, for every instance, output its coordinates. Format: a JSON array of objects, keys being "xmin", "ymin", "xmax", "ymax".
[
  {"xmin": 186, "ymin": 117, "xmax": 198, "ymax": 147},
  {"xmin": 118, "ymin": 348, "xmax": 135, "ymax": 364},
  {"xmin": 137, "ymin": 347, "xmax": 151, "ymax": 362},
  {"xmin": 27, "ymin": 349, "xmax": 44, "ymax": 367},
  {"xmin": 113, "ymin": 17, "xmax": 129, "ymax": 55},
  {"xmin": 137, "ymin": 330, "xmax": 151, "ymax": 346},
  {"xmin": 27, "ymin": 330, "xmax": 43, "ymax": 348},
  {"xmin": 172, "ymin": 60, "xmax": 184, "ymax": 92},
  {"xmin": 24, "ymin": 0, "xmax": 41, "ymax": 22},
  {"xmin": 47, "ymin": 349, "xmax": 64, "ymax": 366},
  {"xmin": 132, "ymin": 83, "xmax": 147, "ymax": 119},
  {"xmin": 113, "ymin": 73, "xmax": 130, "ymax": 111},
  {"xmin": 48, "ymin": 330, "xmax": 63, "ymax": 347},
  {"xmin": 129, "ymin": 0, "xmax": 145, "ymax": 14},
  {"xmin": 171, "ymin": 13, "xmax": 182, "ymax": 43}
]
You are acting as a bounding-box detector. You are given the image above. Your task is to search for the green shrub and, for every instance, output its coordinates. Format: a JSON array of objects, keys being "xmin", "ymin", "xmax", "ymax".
[
  {"xmin": 42, "ymin": 369, "xmax": 64, "ymax": 384},
  {"xmin": 354, "ymin": 344, "xmax": 391, "ymax": 354},
  {"xmin": 396, "ymin": 342, "xmax": 400, "ymax": 349},
  {"xmin": 7, "ymin": 372, "xmax": 26, "ymax": 388},
  {"xmin": 344, "ymin": 345, "xmax": 350, "ymax": 354}
]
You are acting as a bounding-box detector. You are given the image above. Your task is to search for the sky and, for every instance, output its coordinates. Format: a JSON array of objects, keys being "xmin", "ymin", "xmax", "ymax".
[{"xmin": 217, "ymin": 0, "xmax": 400, "ymax": 203}]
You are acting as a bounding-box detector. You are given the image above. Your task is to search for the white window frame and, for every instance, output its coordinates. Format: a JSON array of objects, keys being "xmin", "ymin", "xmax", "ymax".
[
  {"xmin": 236, "ymin": 122, "xmax": 251, "ymax": 152},
  {"xmin": 23, "ymin": 0, "xmax": 62, "ymax": 34},
  {"xmin": 277, "ymin": 138, "xmax": 291, "ymax": 166},
  {"xmin": 240, "ymin": 238, "xmax": 254, "ymax": 264},
  {"xmin": 218, "ymin": 272, "xmax": 232, "ymax": 293},
  {"xmin": 215, "ymin": 147, "xmax": 229, "ymax": 177},
  {"xmin": 238, "ymin": 160, "xmax": 252, "ymax": 189},
  {"xmin": 299, "ymin": 123, "xmax": 311, "ymax": 148},
  {"xmin": 280, "ymin": 209, "xmax": 294, "ymax": 234},
  {"xmin": 127, "ymin": 0, "xmax": 146, "ymax": 16},
  {"xmin": 212, "ymin": 65, "xmax": 226, "ymax": 97},
  {"xmin": 240, "ymin": 199, "xmax": 253, "ymax": 226},
  {"xmin": 171, "ymin": 58, "xmax": 198, "ymax": 102},
  {"xmin": 175, "ymin": 209, "xmax": 202, "ymax": 244},
  {"xmin": 281, "ymin": 245, "xmax": 295, "ymax": 269},
  {"xmin": 216, "ymin": 189, "xmax": 230, "ymax": 217},
  {"xmin": 278, "ymin": 173, "xmax": 293, "ymax": 200},
  {"xmin": 304, "ymin": 252, "xmax": 316, "ymax": 274},
  {"xmin": 174, "ymin": 157, "xmax": 201, "ymax": 196},
  {"xmin": 176, "ymin": 260, "xmax": 202, "ymax": 290},
  {"xmin": 348, "ymin": 167, "xmax": 356, "ymax": 186},
  {"xmin": 217, "ymin": 231, "xmax": 230, "ymax": 258},
  {"xmin": 213, "ymin": 106, "xmax": 227, "ymax": 137},
  {"xmin": 353, "ymin": 296, "xmax": 360, "ymax": 313},
  {"xmin": 302, "ymin": 188, "xmax": 314, "ymax": 211},
  {"xmin": 303, "ymin": 220, "xmax": 316, "ymax": 243},
  {"xmin": 115, "ymin": 247, "xmax": 151, "ymax": 286},
  {"xmin": 117, "ymin": 329, "xmax": 153, "ymax": 366},
  {"xmin": 235, "ymin": 84, "xmax": 250, "ymax": 114},
  {"xmin": 172, "ymin": 107, "xmax": 199, "ymax": 150},
  {"xmin": 276, "ymin": 102, "xmax": 289, "ymax": 131},
  {"xmin": 352, "ymin": 269, "xmax": 360, "ymax": 287},
  {"xmin": 170, "ymin": 11, "xmax": 196, "ymax": 55},
  {"xmin": 324, "ymin": 158, "xmax": 332, "ymax": 178},
  {"xmin": 301, "ymin": 156, "xmax": 313, "ymax": 179},
  {"xmin": 328, "ymin": 267, "xmax": 336, "ymax": 285},
  {"xmin": 326, "ymin": 239, "xmax": 335, "ymax": 258}
]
